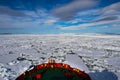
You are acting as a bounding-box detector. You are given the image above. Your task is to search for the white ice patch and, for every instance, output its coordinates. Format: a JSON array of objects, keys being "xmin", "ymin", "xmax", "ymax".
[{"xmin": 0, "ymin": 34, "xmax": 120, "ymax": 80}]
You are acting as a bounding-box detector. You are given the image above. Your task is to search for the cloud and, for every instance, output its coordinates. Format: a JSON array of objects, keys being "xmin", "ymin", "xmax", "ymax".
[
  {"xmin": 98, "ymin": 2, "xmax": 120, "ymax": 16},
  {"xmin": 0, "ymin": 17, "xmax": 42, "ymax": 28},
  {"xmin": 58, "ymin": 2, "xmax": 120, "ymax": 30},
  {"xmin": 92, "ymin": 2, "xmax": 120, "ymax": 22},
  {"xmin": 0, "ymin": 6, "xmax": 26, "ymax": 17},
  {"xmin": 58, "ymin": 1, "xmax": 120, "ymax": 30},
  {"xmin": 52, "ymin": 0, "xmax": 98, "ymax": 20},
  {"xmin": 44, "ymin": 20, "xmax": 56, "ymax": 25},
  {"xmin": 0, "ymin": 8, "xmax": 58, "ymax": 28},
  {"xmin": 100, "ymin": 23, "xmax": 120, "ymax": 29},
  {"xmin": 92, "ymin": 16, "xmax": 119, "ymax": 22},
  {"xmin": 0, "ymin": 10, "xmax": 38, "ymax": 28},
  {"xmin": 58, "ymin": 20, "xmax": 120, "ymax": 30}
]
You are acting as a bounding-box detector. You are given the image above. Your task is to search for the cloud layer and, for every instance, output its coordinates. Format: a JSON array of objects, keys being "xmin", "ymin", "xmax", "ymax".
[
  {"xmin": 98, "ymin": 2, "xmax": 120, "ymax": 16},
  {"xmin": 59, "ymin": 19, "xmax": 120, "ymax": 30},
  {"xmin": 0, "ymin": 0, "xmax": 120, "ymax": 34},
  {"xmin": 92, "ymin": 16, "xmax": 119, "ymax": 22},
  {"xmin": 58, "ymin": 2, "xmax": 120, "ymax": 30},
  {"xmin": 0, "ymin": 6, "xmax": 57, "ymax": 28},
  {"xmin": 0, "ymin": 6, "xmax": 26, "ymax": 17},
  {"xmin": 52, "ymin": 0, "xmax": 98, "ymax": 20}
]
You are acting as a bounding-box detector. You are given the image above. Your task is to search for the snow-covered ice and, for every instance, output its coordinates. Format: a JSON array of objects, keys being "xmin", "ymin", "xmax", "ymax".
[{"xmin": 0, "ymin": 34, "xmax": 120, "ymax": 80}]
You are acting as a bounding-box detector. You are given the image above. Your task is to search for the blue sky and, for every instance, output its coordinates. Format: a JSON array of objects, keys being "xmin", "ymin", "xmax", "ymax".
[{"xmin": 0, "ymin": 0, "xmax": 120, "ymax": 34}]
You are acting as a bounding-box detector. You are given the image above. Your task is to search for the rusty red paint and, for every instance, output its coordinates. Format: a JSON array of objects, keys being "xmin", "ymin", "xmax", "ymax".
[{"xmin": 36, "ymin": 74, "xmax": 41, "ymax": 79}]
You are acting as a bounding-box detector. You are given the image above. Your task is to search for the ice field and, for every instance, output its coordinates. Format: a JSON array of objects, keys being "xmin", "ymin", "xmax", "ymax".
[{"xmin": 0, "ymin": 34, "xmax": 120, "ymax": 80}]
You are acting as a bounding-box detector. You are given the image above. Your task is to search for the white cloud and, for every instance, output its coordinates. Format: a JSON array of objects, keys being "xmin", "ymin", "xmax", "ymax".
[
  {"xmin": 91, "ymin": 2, "xmax": 120, "ymax": 23},
  {"xmin": 108, "ymin": 24, "xmax": 120, "ymax": 29},
  {"xmin": 44, "ymin": 20, "xmax": 57, "ymax": 25},
  {"xmin": 92, "ymin": 16, "xmax": 119, "ymax": 22},
  {"xmin": 0, "ymin": 6, "xmax": 26, "ymax": 17},
  {"xmin": 77, "ymin": 9, "xmax": 99, "ymax": 16},
  {"xmin": 58, "ymin": 20, "xmax": 120, "ymax": 30},
  {"xmin": 0, "ymin": 17, "xmax": 40, "ymax": 28},
  {"xmin": 58, "ymin": 2, "xmax": 120, "ymax": 30},
  {"xmin": 0, "ymin": 9, "xmax": 58, "ymax": 28},
  {"xmin": 52, "ymin": 0, "xmax": 99, "ymax": 20},
  {"xmin": 65, "ymin": 18, "xmax": 85, "ymax": 24},
  {"xmin": 98, "ymin": 2, "xmax": 120, "ymax": 16}
]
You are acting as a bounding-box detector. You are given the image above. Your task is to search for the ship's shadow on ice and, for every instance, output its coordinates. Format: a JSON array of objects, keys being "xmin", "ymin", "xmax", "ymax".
[{"xmin": 89, "ymin": 70, "xmax": 118, "ymax": 80}]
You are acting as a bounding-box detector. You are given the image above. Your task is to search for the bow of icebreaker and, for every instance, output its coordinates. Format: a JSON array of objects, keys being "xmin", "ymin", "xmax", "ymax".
[{"xmin": 16, "ymin": 55, "xmax": 91, "ymax": 80}]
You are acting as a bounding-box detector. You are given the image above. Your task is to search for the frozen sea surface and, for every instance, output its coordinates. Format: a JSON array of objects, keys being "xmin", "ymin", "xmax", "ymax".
[{"xmin": 0, "ymin": 34, "xmax": 120, "ymax": 80}]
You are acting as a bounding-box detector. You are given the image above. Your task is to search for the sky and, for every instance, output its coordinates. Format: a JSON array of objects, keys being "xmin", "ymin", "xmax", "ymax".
[{"xmin": 0, "ymin": 0, "xmax": 120, "ymax": 34}]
